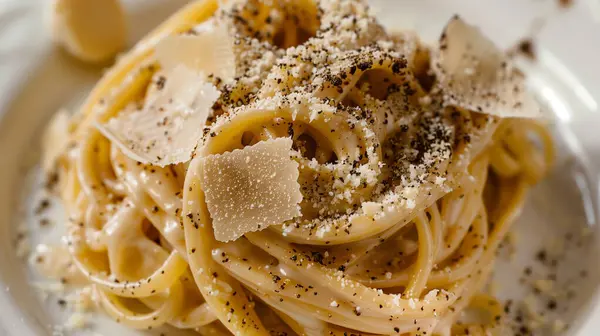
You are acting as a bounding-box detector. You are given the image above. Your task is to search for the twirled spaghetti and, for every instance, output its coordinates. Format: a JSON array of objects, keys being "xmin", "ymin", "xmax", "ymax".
[{"xmin": 40, "ymin": 0, "xmax": 554, "ymax": 335}]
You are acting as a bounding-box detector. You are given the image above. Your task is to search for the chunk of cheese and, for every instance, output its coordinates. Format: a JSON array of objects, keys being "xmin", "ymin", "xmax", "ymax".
[
  {"xmin": 433, "ymin": 16, "xmax": 542, "ymax": 119},
  {"xmin": 201, "ymin": 138, "xmax": 303, "ymax": 242},
  {"xmin": 96, "ymin": 66, "xmax": 220, "ymax": 166},
  {"xmin": 49, "ymin": 0, "xmax": 126, "ymax": 63},
  {"xmin": 155, "ymin": 21, "xmax": 236, "ymax": 82}
]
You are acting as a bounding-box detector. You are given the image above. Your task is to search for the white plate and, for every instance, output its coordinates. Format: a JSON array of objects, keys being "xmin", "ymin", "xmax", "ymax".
[{"xmin": 0, "ymin": 0, "xmax": 599, "ymax": 335}]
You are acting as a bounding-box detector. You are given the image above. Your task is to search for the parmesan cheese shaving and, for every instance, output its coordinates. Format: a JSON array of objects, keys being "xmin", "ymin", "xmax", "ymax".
[
  {"xmin": 96, "ymin": 66, "xmax": 220, "ymax": 166},
  {"xmin": 201, "ymin": 138, "xmax": 302, "ymax": 242},
  {"xmin": 433, "ymin": 16, "xmax": 542, "ymax": 119},
  {"xmin": 41, "ymin": 109, "xmax": 70, "ymax": 174},
  {"xmin": 155, "ymin": 21, "xmax": 236, "ymax": 82}
]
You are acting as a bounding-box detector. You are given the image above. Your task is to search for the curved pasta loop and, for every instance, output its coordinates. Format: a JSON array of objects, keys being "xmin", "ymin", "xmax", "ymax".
[
  {"xmin": 229, "ymin": 0, "xmax": 320, "ymax": 48},
  {"xmin": 46, "ymin": 0, "xmax": 555, "ymax": 335},
  {"xmin": 314, "ymin": 46, "xmax": 423, "ymax": 105},
  {"xmin": 110, "ymin": 147, "xmax": 188, "ymax": 256},
  {"xmin": 490, "ymin": 119, "xmax": 554, "ymax": 184},
  {"xmin": 97, "ymin": 280, "xmax": 185, "ymax": 330},
  {"xmin": 70, "ymin": 237, "xmax": 188, "ymax": 298},
  {"xmin": 203, "ymin": 94, "xmax": 385, "ymax": 231},
  {"xmin": 168, "ymin": 302, "xmax": 217, "ymax": 329},
  {"xmin": 244, "ymin": 230, "xmax": 461, "ymax": 316},
  {"xmin": 183, "ymin": 159, "xmax": 269, "ymax": 335}
]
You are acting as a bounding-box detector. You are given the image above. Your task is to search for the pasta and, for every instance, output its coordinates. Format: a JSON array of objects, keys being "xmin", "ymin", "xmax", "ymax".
[{"xmin": 39, "ymin": 0, "xmax": 554, "ymax": 335}]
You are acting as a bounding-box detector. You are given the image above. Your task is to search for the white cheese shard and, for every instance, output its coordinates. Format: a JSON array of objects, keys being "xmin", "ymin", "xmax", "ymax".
[
  {"xmin": 41, "ymin": 109, "xmax": 70, "ymax": 174},
  {"xmin": 48, "ymin": 0, "xmax": 126, "ymax": 63},
  {"xmin": 433, "ymin": 16, "xmax": 542, "ymax": 118},
  {"xmin": 155, "ymin": 21, "xmax": 236, "ymax": 82},
  {"xmin": 201, "ymin": 138, "xmax": 303, "ymax": 242},
  {"xmin": 96, "ymin": 66, "xmax": 220, "ymax": 166}
]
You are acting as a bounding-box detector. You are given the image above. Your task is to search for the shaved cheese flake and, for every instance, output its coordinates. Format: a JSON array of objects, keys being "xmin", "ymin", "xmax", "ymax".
[
  {"xmin": 96, "ymin": 66, "xmax": 220, "ymax": 166},
  {"xmin": 201, "ymin": 138, "xmax": 303, "ymax": 242},
  {"xmin": 433, "ymin": 16, "xmax": 541, "ymax": 118},
  {"xmin": 41, "ymin": 109, "xmax": 70, "ymax": 174},
  {"xmin": 155, "ymin": 21, "xmax": 236, "ymax": 82}
]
